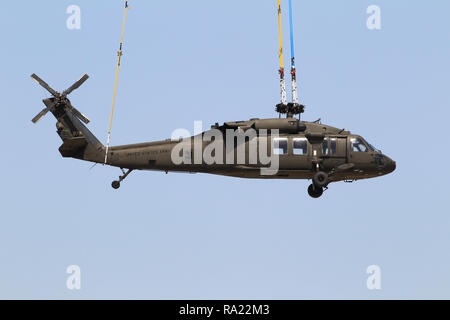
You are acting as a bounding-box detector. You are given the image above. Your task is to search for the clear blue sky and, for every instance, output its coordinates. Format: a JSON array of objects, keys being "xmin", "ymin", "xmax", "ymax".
[{"xmin": 1, "ymin": 0, "xmax": 449, "ymax": 299}]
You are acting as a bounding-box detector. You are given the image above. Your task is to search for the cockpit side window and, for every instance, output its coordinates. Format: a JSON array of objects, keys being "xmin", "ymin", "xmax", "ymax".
[
  {"xmin": 322, "ymin": 138, "xmax": 338, "ymax": 155},
  {"xmin": 330, "ymin": 138, "xmax": 337, "ymax": 155},
  {"xmin": 273, "ymin": 138, "xmax": 288, "ymax": 155},
  {"xmin": 322, "ymin": 140, "xmax": 329, "ymax": 155},
  {"xmin": 293, "ymin": 138, "xmax": 308, "ymax": 155},
  {"xmin": 351, "ymin": 138, "xmax": 368, "ymax": 152}
]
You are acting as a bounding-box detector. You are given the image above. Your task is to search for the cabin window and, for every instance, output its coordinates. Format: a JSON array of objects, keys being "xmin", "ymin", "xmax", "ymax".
[
  {"xmin": 293, "ymin": 138, "xmax": 308, "ymax": 155},
  {"xmin": 351, "ymin": 138, "xmax": 368, "ymax": 152},
  {"xmin": 330, "ymin": 138, "xmax": 337, "ymax": 155},
  {"xmin": 322, "ymin": 140, "xmax": 329, "ymax": 155},
  {"xmin": 273, "ymin": 138, "xmax": 288, "ymax": 155}
]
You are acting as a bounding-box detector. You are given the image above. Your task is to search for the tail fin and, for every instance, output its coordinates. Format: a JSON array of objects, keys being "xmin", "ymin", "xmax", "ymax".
[
  {"xmin": 57, "ymin": 110, "xmax": 105, "ymax": 163},
  {"xmin": 31, "ymin": 74, "xmax": 105, "ymax": 163}
]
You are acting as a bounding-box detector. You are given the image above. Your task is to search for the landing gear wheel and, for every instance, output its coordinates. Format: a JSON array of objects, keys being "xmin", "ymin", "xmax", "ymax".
[
  {"xmin": 111, "ymin": 168, "xmax": 134, "ymax": 190},
  {"xmin": 111, "ymin": 181, "xmax": 121, "ymax": 189},
  {"xmin": 308, "ymin": 184, "xmax": 323, "ymax": 198},
  {"xmin": 313, "ymin": 171, "xmax": 329, "ymax": 188}
]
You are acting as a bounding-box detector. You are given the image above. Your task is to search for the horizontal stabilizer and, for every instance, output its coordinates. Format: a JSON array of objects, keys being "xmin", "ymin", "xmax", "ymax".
[{"xmin": 59, "ymin": 137, "xmax": 88, "ymax": 158}]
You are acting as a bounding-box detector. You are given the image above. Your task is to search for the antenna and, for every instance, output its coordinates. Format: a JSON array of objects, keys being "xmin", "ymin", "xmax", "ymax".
[
  {"xmin": 275, "ymin": 0, "xmax": 287, "ymax": 117},
  {"xmin": 104, "ymin": 1, "xmax": 130, "ymax": 164}
]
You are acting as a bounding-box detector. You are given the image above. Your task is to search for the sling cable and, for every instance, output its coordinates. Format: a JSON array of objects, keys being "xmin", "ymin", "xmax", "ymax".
[
  {"xmin": 276, "ymin": 0, "xmax": 305, "ymax": 119},
  {"xmin": 104, "ymin": 0, "xmax": 130, "ymax": 164},
  {"xmin": 287, "ymin": 0, "xmax": 304, "ymax": 119},
  {"xmin": 275, "ymin": 0, "xmax": 288, "ymax": 117},
  {"xmin": 288, "ymin": 0, "xmax": 299, "ymax": 106}
]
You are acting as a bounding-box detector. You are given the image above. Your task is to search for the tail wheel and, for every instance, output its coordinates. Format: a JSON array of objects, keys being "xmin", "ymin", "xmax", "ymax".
[
  {"xmin": 111, "ymin": 169, "xmax": 133, "ymax": 190},
  {"xmin": 308, "ymin": 184, "xmax": 323, "ymax": 198},
  {"xmin": 313, "ymin": 171, "xmax": 329, "ymax": 188},
  {"xmin": 112, "ymin": 181, "xmax": 121, "ymax": 189}
]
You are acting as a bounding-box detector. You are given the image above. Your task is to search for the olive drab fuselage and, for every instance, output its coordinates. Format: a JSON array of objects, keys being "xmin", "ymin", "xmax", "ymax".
[{"xmin": 102, "ymin": 118, "xmax": 396, "ymax": 182}]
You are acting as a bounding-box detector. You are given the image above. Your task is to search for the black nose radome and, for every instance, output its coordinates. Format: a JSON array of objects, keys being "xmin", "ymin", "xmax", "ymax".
[{"xmin": 385, "ymin": 157, "xmax": 396, "ymax": 173}]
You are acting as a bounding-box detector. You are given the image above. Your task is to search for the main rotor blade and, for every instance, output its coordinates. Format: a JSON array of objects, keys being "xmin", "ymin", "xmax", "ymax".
[
  {"xmin": 70, "ymin": 106, "xmax": 90, "ymax": 124},
  {"xmin": 63, "ymin": 74, "xmax": 89, "ymax": 96},
  {"xmin": 31, "ymin": 74, "xmax": 58, "ymax": 97},
  {"xmin": 31, "ymin": 108, "xmax": 50, "ymax": 124}
]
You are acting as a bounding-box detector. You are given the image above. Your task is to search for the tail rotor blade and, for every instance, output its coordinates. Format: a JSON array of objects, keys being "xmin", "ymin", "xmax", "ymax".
[
  {"xmin": 43, "ymin": 98, "xmax": 53, "ymax": 108},
  {"xmin": 63, "ymin": 74, "xmax": 89, "ymax": 96},
  {"xmin": 31, "ymin": 108, "xmax": 50, "ymax": 124},
  {"xmin": 31, "ymin": 74, "xmax": 58, "ymax": 97},
  {"xmin": 70, "ymin": 106, "xmax": 91, "ymax": 124}
]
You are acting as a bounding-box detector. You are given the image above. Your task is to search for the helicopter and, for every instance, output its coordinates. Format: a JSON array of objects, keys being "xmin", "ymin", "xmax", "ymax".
[{"xmin": 30, "ymin": 73, "xmax": 395, "ymax": 198}]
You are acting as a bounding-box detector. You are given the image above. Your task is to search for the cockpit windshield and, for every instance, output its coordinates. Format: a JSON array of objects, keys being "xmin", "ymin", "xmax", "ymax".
[{"xmin": 363, "ymin": 139, "xmax": 380, "ymax": 152}]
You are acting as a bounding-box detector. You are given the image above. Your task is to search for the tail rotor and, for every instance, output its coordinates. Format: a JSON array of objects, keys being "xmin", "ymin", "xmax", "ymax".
[{"xmin": 30, "ymin": 73, "xmax": 90, "ymax": 124}]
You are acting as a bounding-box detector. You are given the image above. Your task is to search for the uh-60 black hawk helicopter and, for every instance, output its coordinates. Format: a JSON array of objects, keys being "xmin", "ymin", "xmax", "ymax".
[{"xmin": 30, "ymin": 73, "xmax": 395, "ymax": 198}]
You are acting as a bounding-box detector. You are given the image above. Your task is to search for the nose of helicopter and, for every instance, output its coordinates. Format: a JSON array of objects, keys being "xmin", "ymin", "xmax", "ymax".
[{"xmin": 384, "ymin": 156, "xmax": 396, "ymax": 174}]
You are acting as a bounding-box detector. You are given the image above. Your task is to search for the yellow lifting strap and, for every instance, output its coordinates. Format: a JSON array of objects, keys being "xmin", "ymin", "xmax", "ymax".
[
  {"xmin": 277, "ymin": 0, "xmax": 287, "ymax": 106},
  {"xmin": 277, "ymin": 0, "xmax": 284, "ymax": 70},
  {"xmin": 105, "ymin": 0, "xmax": 130, "ymax": 164}
]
